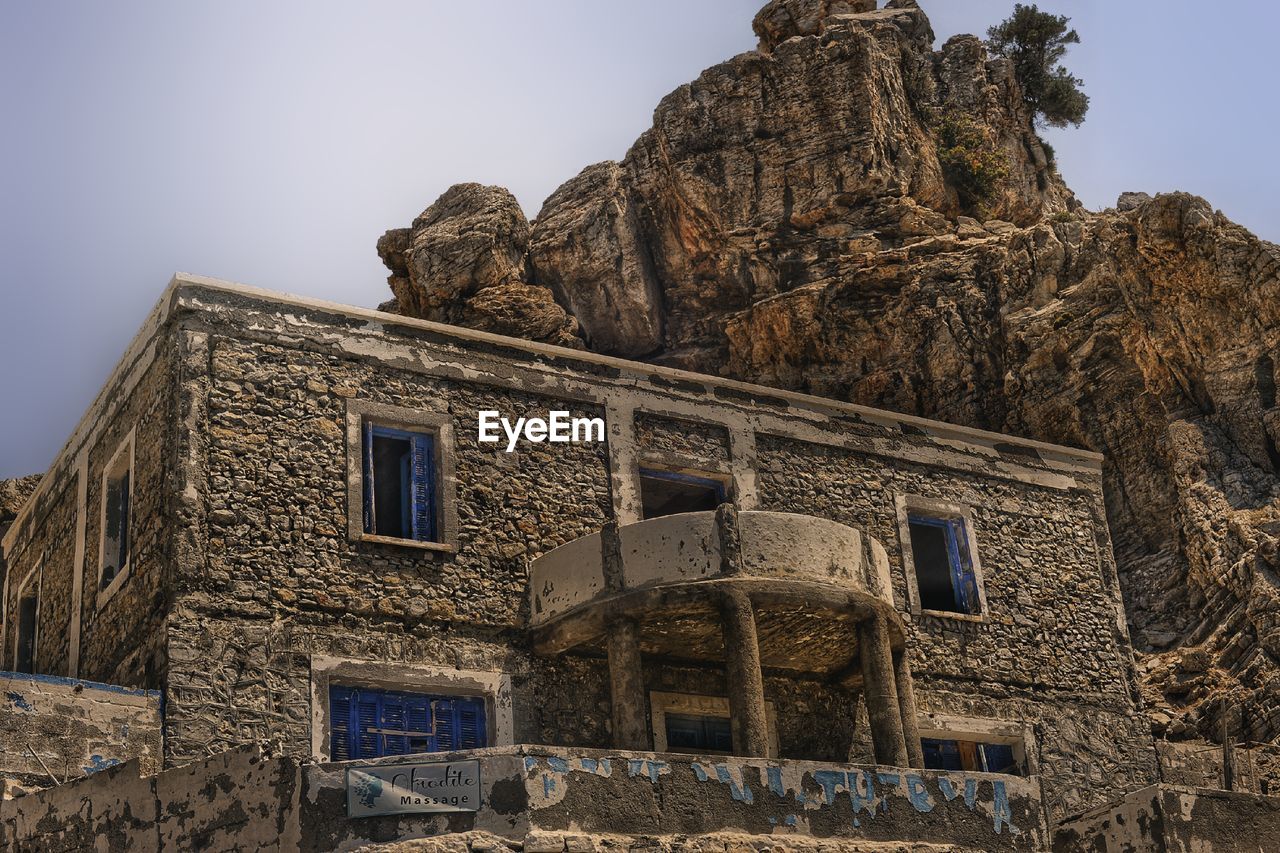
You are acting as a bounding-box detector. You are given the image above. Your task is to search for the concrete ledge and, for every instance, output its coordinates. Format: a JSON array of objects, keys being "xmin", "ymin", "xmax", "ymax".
[
  {"xmin": 1052, "ymin": 783, "xmax": 1280, "ymax": 852},
  {"xmin": 1, "ymin": 745, "xmax": 1046, "ymax": 851}
]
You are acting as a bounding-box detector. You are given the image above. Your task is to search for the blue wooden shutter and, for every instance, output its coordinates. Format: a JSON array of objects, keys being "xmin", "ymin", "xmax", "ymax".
[
  {"xmin": 356, "ymin": 693, "xmax": 380, "ymax": 759},
  {"xmin": 362, "ymin": 421, "xmax": 375, "ymax": 534},
  {"xmin": 945, "ymin": 519, "xmax": 980, "ymax": 614},
  {"xmin": 382, "ymin": 692, "xmax": 408, "ymax": 756},
  {"xmin": 330, "ymin": 685, "xmax": 354, "ymax": 761},
  {"xmin": 409, "ymin": 433, "xmax": 436, "ymax": 542},
  {"xmin": 457, "ymin": 697, "xmax": 486, "ymax": 750},
  {"xmin": 434, "ymin": 698, "xmax": 456, "ymax": 751},
  {"xmin": 406, "ymin": 694, "xmax": 433, "ymax": 753}
]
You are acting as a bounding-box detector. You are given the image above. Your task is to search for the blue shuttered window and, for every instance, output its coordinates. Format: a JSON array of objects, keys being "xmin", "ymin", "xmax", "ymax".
[
  {"xmin": 362, "ymin": 423, "xmax": 439, "ymax": 542},
  {"xmin": 329, "ymin": 685, "xmax": 487, "ymax": 761},
  {"xmin": 907, "ymin": 514, "xmax": 981, "ymax": 615},
  {"xmin": 922, "ymin": 737, "xmax": 1021, "ymax": 776}
]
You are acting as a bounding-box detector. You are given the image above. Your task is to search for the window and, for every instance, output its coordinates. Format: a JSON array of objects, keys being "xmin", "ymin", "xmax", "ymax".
[
  {"xmin": 362, "ymin": 424, "xmax": 437, "ymax": 542},
  {"xmin": 329, "ymin": 685, "xmax": 486, "ymax": 760},
  {"xmin": 664, "ymin": 713, "xmax": 733, "ymax": 754},
  {"xmin": 99, "ymin": 433, "xmax": 134, "ymax": 594},
  {"xmin": 639, "ymin": 468, "xmax": 728, "ymax": 519},
  {"xmin": 649, "ymin": 691, "xmax": 779, "ymax": 757},
  {"xmin": 907, "ymin": 513, "xmax": 981, "ymax": 615},
  {"xmin": 922, "ymin": 737, "xmax": 1022, "ymax": 776},
  {"xmin": 15, "ymin": 592, "xmax": 37, "ymax": 674}
]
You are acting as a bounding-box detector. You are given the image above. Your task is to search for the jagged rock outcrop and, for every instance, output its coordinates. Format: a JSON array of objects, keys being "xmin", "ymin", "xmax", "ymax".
[
  {"xmin": 377, "ymin": 183, "xmax": 582, "ymax": 348},
  {"xmin": 377, "ymin": 1, "xmax": 1280, "ymax": 743},
  {"xmin": 0, "ymin": 475, "xmax": 39, "ymax": 535}
]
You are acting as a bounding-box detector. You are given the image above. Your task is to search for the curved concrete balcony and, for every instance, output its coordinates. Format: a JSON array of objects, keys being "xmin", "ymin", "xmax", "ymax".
[
  {"xmin": 529, "ymin": 508, "xmax": 901, "ymax": 672},
  {"xmin": 528, "ymin": 505, "xmax": 922, "ymax": 767}
]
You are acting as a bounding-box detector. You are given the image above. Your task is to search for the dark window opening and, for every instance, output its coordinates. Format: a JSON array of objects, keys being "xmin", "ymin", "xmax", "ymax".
[
  {"xmin": 102, "ymin": 459, "xmax": 131, "ymax": 589},
  {"xmin": 639, "ymin": 469, "xmax": 727, "ymax": 519},
  {"xmin": 922, "ymin": 737, "xmax": 1021, "ymax": 776},
  {"xmin": 329, "ymin": 685, "xmax": 486, "ymax": 761},
  {"xmin": 362, "ymin": 424, "xmax": 438, "ymax": 542},
  {"xmin": 664, "ymin": 713, "xmax": 733, "ymax": 754},
  {"xmin": 908, "ymin": 514, "xmax": 980, "ymax": 615},
  {"xmin": 15, "ymin": 594, "xmax": 37, "ymax": 674}
]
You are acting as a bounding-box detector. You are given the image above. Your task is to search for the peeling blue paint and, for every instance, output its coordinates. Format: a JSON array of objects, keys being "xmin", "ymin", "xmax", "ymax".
[
  {"xmin": 812, "ymin": 770, "xmax": 845, "ymax": 806},
  {"xmin": 767, "ymin": 766, "xmax": 785, "ymax": 797},
  {"xmin": 577, "ymin": 757, "xmax": 611, "ymax": 777},
  {"xmin": 938, "ymin": 777, "xmax": 960, "ymax": 802},
  {"xmin": 876, "ymin": 773, "xmax": 900, "ymax": 814},
  {"xmin": 692, "ymin": 763, "xmax": 710, "ymax": 782},
  {"xmin": 714, "ymin": 764, "xmax": 753, "ymax": 804},
  {"xmin": 784, "ymin": 814, "xmax": 798, "ymax": 826},
  {"xmin": 547, "ymin": 756, "xmax": 569, "ymax": 773},
  {"xmin": 5, "ymin": 691, "xmax": 34, "ymax": 712},
  {"xmin": 524, "ymin": 756, "xmax": 538, "ymax": 772},
  {"xmin": 963, "ymin": 777, "xmax": 978, "ymax": 810},
  {"xmin": 0, "ymin": 671, "xmax": 158, "ymax": 697},
  {"xmin": 543, "ymin": 774, "xmax": 556, "ymax": 798},
  {"xmin": 83, "ymin": 755, "xmax": 120, "ymax": 775},
  {"xmin": 627, "ymin": 759, "xmax": 666, "ymax": 783},
  {"xmin": 992, "ymin": 779, "xmax": 1017, "ymax": 835},
  {"xmin": 849, "ymin": 770, "xmax": 875, "ymax": 815},
  {"xmin": 905, "ymin": 774, "xmax": 934, "ymax": 813}
]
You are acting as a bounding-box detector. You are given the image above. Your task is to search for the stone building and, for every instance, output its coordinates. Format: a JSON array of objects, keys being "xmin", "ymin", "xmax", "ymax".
[{"xmin": 0, "ymin": 274, "xmax": 1193, "ymax": 849}]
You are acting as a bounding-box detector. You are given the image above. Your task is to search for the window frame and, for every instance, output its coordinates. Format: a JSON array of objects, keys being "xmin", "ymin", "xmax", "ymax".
[
  {"xmin": 636, "ymin": 464, "xmax": 733, "ymax": 520},
  {"xmin": 917, "ymin": 712, "xmax": 1036, "ymax": 777},
  {"xmin": 310, "ymin": 655, "xmax": 511, "ymax": 762},
  {"xmin": 649, "ymin": 691, "xmax": 778, "ymax": 757},
  {"xmin": 327, "ymin": 683, "xmax": 488, "ymax": 760},
  {"xmin": 894, "ymin": 494, "xmax": 988, "ymax": 621},
  {"xmin": 11, "ymin": 563, "xmax": 41, "ymax": 674},
  {"xmin": 345, "ymin": 401, "xmax": 457, "ymax": 553},
  {"xmin": 97, "ymin": 428, "xmax": 135, "ymax": 609}
]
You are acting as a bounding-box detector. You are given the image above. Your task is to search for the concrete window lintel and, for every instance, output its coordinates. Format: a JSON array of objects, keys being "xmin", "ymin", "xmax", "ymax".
[
  {"xmin": 309, "ymin": 654, "xmax": 513, "ymax": 761},
  {"xmin": 343, "ymin": 399, "xmax": 458, "ymax": 551},
  {"xmin": 893, "ymin": 493, "xmax": 989, "ymax": 620}
]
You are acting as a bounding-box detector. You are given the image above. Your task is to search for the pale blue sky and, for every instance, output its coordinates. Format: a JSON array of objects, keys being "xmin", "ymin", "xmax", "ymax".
[{"xmin": 1, "ymin": 1, "xmax": 1277, "ymax": 478}]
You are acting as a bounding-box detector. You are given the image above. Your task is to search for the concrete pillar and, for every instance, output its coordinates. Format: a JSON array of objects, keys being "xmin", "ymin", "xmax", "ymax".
[
  {"xmin": 858, "ymin": 613, "xmax": 910, "ymax": 767},
  {"xmin": 720, "ymin": 587, "xmax": 771, "ymax": 757},
  {"xmin": 607, "ymin": 617, "xmax": 650, "ymax": 750},
  {"xmin": 600, "ymin": 520, "xmax": 649, "ymax": 750},
  {"xmin": 893, "ymin": 648, "xmax": 925, "ymax": 769}
]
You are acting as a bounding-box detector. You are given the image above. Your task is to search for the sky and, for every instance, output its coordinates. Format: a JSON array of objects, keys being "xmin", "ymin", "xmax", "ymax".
[{"xmin": 1, "ymin": 0, "xmax": 1277, "ymax": 478}]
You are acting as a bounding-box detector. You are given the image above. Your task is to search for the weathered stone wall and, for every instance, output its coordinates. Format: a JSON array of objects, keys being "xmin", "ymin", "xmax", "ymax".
[
  {"xmin": 0, "ymin": 671, "xmax": 162, "ymax": 796},
  {"xmin": 1053, "ymin": 783, "xmax": 1280, "ymax": 853},
  {"xmin": 1, "ymin": 323, "xmax": 177, "ymax": 689},
  {"xmin": 753, "ymin": 434, "xmax": 1154, "ymax": 819},
  {"xmin": 148, "ymin": 280, "xmax": 1150, "ymax": 819}
]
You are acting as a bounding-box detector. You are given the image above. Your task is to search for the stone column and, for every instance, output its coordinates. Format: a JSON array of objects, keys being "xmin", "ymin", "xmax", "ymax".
[
  {"xmin": 858, "ymin": 613, "xmax": 910, "ymax": 767},
  {"xmin": 893, "ymin": 648, "xmax": 925, "ymax": 769},
  {"xmin": 607, "ymin": 617, "xmax": 649, "ymax": 750},
  {"xmin": 602, "ymin": 521, "xmax": 649, "ymax": 750},
  {"xmin": 720, "ymin": 586, "xmax": 771, "ymax": 757}
]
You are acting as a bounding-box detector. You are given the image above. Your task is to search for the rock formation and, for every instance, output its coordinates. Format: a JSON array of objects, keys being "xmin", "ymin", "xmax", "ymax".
[
  {"xmin": 0, "ymin": 475, "xmax": 39, "ymax": 538},
  {"xmin": 378, "ymin": 1, "xmax": 1280, "ymax": 743}
]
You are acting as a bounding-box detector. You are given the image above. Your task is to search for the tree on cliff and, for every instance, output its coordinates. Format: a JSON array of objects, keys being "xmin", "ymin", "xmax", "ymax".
[{"xmin": 987, "ymin": 4, "xmax": 1090, "ymax": 127}]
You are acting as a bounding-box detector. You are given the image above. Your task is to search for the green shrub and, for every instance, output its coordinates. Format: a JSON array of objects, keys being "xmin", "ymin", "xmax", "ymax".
[{"xmin": 934, "ymin": 111, "xmax": 1009, "ymax": 211}]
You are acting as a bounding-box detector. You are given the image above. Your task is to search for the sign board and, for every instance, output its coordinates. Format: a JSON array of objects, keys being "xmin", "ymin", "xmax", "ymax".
[{"xmin": 346, "ymin": 760, "xmax": 481, "ymax": 817}]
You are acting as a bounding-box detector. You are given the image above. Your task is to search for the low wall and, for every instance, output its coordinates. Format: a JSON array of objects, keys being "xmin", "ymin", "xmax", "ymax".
[
  {"xmin": 1, "ymin": 745, "xmax": 1047, "ymax": 852},
  {"xmin": 1053, "ymin": 783, "xmax": 1280, "ymax": 852},
  {"xmin": 0, "ymin": 670, "xmax": 162, "ymax": 796}
]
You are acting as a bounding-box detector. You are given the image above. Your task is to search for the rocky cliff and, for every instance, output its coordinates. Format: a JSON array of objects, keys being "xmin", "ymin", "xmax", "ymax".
[{"xmin": 377, "ymin": 0, "xmax": 1280, "ymax": 745}]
